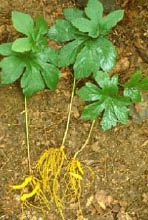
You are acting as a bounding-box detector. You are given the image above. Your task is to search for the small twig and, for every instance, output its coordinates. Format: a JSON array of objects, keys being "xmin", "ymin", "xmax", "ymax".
[
  {"xmin": 62, "ymin": 78, "xmax": 76, "ymax": 147},
  {"xmin": 24, "ymin": 96, "xmax": 31, "ymax": 174},
  {"xmin": 74, "ymin": 120, "xmax": 95, "ymax": 159}
]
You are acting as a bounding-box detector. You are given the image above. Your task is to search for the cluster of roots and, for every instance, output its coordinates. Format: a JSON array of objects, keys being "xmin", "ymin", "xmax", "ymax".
[{"xmin": 11, "ymin": 145, "xmax": 91, "ymax": 220}]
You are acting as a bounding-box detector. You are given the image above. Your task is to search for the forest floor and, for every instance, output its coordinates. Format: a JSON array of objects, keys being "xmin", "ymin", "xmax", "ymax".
[{"xmin": 0, "ymin": 0, "xmax": 148, "ymax": 219}]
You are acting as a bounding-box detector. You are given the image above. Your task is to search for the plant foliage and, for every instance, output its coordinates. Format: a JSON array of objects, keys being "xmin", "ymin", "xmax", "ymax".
[
  {"xmin": 123, "ymin": 71, "xmax": 148, "ymax": 103},
  {"xmin": 0, "ymin": 12, "xmax": 61, "ymax": 97},
  {"xmin": 78, "ymin": 70, "xmax": 148, "ymax": 130},
  {"xmin": 78, "ymin": 71, "xmax": 131, "ymax": 130},
  {"xmin": 48, "ymin": 0, "xmax": 124, "ymax": 79}
]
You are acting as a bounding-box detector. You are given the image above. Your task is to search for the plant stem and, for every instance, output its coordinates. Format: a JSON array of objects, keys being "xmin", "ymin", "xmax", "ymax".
[
  {"xmin": 74, "ymin": 120, "xmax": 95, "ymax": 159},
  {"xmin": 62, "ymin": 77, "xmax": 76, "ymax": 146},
  {"xmin": 25, "ymin": 96, "xmax": 31, "ymax": 174}
]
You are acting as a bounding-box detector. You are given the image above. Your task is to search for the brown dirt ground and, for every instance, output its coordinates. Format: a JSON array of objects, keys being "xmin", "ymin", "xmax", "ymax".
[{"xmin": 0, "ymin": 0, "xmax": 148, "ymax": 219}]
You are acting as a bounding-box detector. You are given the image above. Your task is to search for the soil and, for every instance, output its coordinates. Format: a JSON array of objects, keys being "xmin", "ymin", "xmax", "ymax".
[{"xmin": 0, "ymin": 0, "xmax": 148, "ymax": 220}]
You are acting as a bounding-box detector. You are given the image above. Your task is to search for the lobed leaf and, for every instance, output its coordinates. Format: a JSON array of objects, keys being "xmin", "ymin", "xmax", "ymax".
[{"xmin": 78, "ymin": 73, "xmax": 130, "ymax": 130}]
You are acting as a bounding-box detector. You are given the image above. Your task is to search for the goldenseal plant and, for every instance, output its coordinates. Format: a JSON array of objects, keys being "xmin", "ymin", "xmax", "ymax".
[
  {"xmin": 48, "ymin": 0, "xmax": 124, "ymax": 79},
  {"xmin": 78, "ymin": 71, "xmax": 148, "ymax": 130},
  {"xmin": 0, "ymin": 12, "xmax": 61, "ymax": 97}
]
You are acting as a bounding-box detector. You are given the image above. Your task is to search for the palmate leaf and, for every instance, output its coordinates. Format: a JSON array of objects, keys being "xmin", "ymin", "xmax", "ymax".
[
  {"xmin": 71, "ymin": 0, "xmax": 103, "ymax": 38},
  {"xmin": 74, "ymin": 38, "xmax": 116, "ymax": 79},
  {"xmin": 124, "ymin": 71, "xmax": 148, "ymax": 103},
  {"xmin": 47, "ymin": 0, "xmax": 123, "ymax": 76},
  {"xmin": 0, "ymin": 47, "xmax": 61, "ymax": 97},
  {"xmin": 21, "ymin": 48, "xmax": 61, "ymax": 96},
  {"xmin": 78, "ymin": 71, "xmax": 131, "ymax": 130},
  {"xmin": 0, "ymin": 11, "xmax": 61, "ymax": 97}
]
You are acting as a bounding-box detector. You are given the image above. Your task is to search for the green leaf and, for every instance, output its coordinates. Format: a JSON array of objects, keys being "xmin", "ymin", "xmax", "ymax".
[
  {"xmin": 81, "ymin": 100, "xmax": 105, "ymax": 120},
  {"xmin": 41, "ymin": 63, "xmax": 61, "ymax": 91},
  {"xmin": 72, "ymin": 18, "xmax": 99, "ymax": 38},
  {"xmin": 36, "ymin": 48, "xmax": 59, "ymax": 66},
  {"xmin": 113, "ymin": 99, "xmax": 129, "ymax": 124},
  {"xmin": 58, "ymin": 38, "xmax": 85, "ymax": 67},
  {"xmin": 136, "ymin": 77, "xmax": 148, "ymax": 90},
  {"xmin": 78, "ymin": 74, "xmax": 130, "ymax": 130},
  {"xmin": 85, "ymin": 0, "xmax": 103, "ymax": 22},
  {"xmin": 74, "ymin": 43, "xmax": 100, "ymax": 79},
  {"xmin": 124, "ymin": 71, "xmax": 141, "ymax": 88},
  {"xmin": 95, "ymin": 38, "xmax": 117, "ymax": 72},
  {"xmin": 102, "ymin": 10, "xmax": 124, "ymax": 34},
  {"xmin": 12, "ymin": 11, "xmax": 34, "ymax": 36},
  {"xmin": 12, "ymin": 38, "xmax": 32, "ymax": 52},
  {"xmin": 77, "ymin": 82, "xmax": 102, "ymax": 101},
  {"xmin": 94, "ymin": 71, "xmax": 118, "ymax": 95},
  {"xmin": 0, "ymin": 56, "xmax": 25, "ymax": 84},
  {"xmin": 124, "ymin": 88, "xmax": 141, "ymax": 103},
  {"xmin": 64, "ymin": 8, "xmax": 85, "ymax": 21},
  {"xmin": 124, "ymin": 71, "xmax": 148, "ymax": 102},
  {"xmin": 100, "ymin": 97, "xmax": 129, "ymax": 130},
  {"xmin": 0, "ymin": 43, "xmax": 13, "ymax": 56},
  {"xmin": 71, "ymin": 17, "xmax": 92, "ymax": 33},
  {"xmin": 100, "ymin": 98, "xmax": 117, "ymax": 130},
  {"xmin": 21, "ymin": 66, "xmax": 45, "ymax": 97},
  {"xmin": 35, "ymin": 16, "xmax": 48, "ymax": 35},
  {"xmin": 48, "ymin": 20, "xmax": 77, "ymax": 42}
]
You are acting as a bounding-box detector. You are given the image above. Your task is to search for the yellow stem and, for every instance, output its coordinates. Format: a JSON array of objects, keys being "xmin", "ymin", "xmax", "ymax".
[
  {"xmin": 62, "ymin": 78, "xmax": 76, "ymax": 146},
  {"xmin": 74, "ymin": 120, "xmax": 95, "ymax": 159},
  {"xmin": 25, "ymin": 96, "xmax": 31, "ymax": 173}
]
